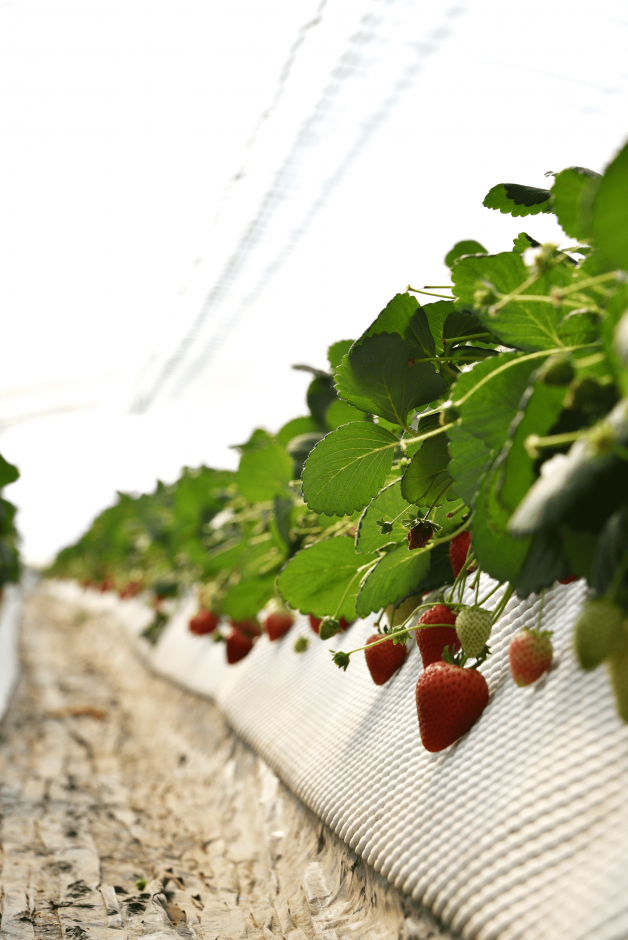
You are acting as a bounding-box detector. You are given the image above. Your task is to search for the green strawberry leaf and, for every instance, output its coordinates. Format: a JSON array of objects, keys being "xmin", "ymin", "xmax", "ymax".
[
  {"xmin": 516, "ymin": 530, "xmax": 572, "ymax": 598},
  {"xmin": 273, "ymin": 496, "xmax": 294, "ymax": 547},
  {"xmin": 0, "ymin": 455, "xmax": 19, "ymax": 488},
  {"xmin": 325, "ymin": 399, "xmax": 368, "ymax": 429},
  {"xmin": 237, "ymin": 443, "xmax": 294, "ymax": 502},
  {"xmin": 276, "ymin": 416, "xmax": 318, "ymax": 446},
  {"xmin": 401, "ymin": 423, "xmax": 453, "ymax": 506},
  {"xmin": 442, "ymin": 309, "xmax": 487, "ymax": 343},
  {"xmin": 512, "ymin": 232, "xmax": 541, "ymax": 253},
  {"xmin": 359, "ymin": 293, "xmax": 435, "ymax": 356},
  {"xmin": 307, "ymin": 374, "xmax": 337, "ymax": 427},
  {"xmin": 551, "ymin": 166, "xmax": 600, "ymax": 241},
  {"xmin": 560, "ymin": 526, "xmax": 598, "ymax": 580},
  {"xmin": 592, "ymin": 140, "xmax": 628, "ymax": 272},
  {"xmin": 328, "ymin": 340, "xmax": 355, "ymax": 371},
  {"xmin": 483, "ymin": 183, "xmax": 552, "ymax": 217},
  {"xmin": 203, "ymin": 539, "xmax": 246, "ymax": 576},
  {"xmin": 302, "ymin": 422, "xmax": 398, "ymax": 516},
  {"xmin": 421, "ymin": 300, "xmax": 456, "ymax": 356},
  {"xmin": 222, "ymin": 575, "xmax": 276, "ymax": 621},
  {"xmin": 445, "ymin": 240, "xmax": 487, "ymax": 267},
  {"xmin": 557, "ymin": 310, "xmax": 600, "ymax": 346},
  {"xmin": 448, "ymin": 354, "xmax": 540, "ymax": 506},
  {"xmin": 277, "ymin": 536, "xmax": 377, "ymax": 620},
  {"xmin": 231, "ymin": 428, "xmax": 273, "ymax": 454},
  {"xmin": 414, "ymin": 540, "xmax": 455, "ymax": 594},
  {"xmin": 446, "ymin": 424, "xmax": 492, "ymax": 509},
  {"xmin": 355, "ymin": 480, "xmax": 413, "ymax": 554},
  {"xmin": 472, "ymin": 469, "xmax": 530, "ymax": 584},
  {"xmin": 335, "ymin": 333, "xmax": 447, "ymax": 426},
  {"xmin": 238, "ymin": 537, "xmax": 287, "ymax": 579},
  {"xmin": 356, "ymin": 542, "xmax": 431, "ymax": 617},
  {"xmin": 499, "ymin": 380, "xmax": 566, "ymax": 513},
  {"xmin": 452, "ymin": 251, "xmax": 572, "ymax": 351},
  {"xmin": 432, "ymin": 498, "xmax": 467, "ymax": 531}
]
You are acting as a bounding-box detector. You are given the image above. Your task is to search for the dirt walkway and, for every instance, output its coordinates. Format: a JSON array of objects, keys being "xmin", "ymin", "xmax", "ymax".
[{"xmin": 0, "ymin": 586, "xmax": 452, "ymax": 939}]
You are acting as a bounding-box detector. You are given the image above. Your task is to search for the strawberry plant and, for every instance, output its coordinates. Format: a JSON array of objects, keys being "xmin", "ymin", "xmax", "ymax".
[
  {"xmin": 0, "ymin": 453, "xmax": 20, "ymax": 594},
  {"xmin": 50, "ymin": 139, "xmax": 628, "ymax": 747}
]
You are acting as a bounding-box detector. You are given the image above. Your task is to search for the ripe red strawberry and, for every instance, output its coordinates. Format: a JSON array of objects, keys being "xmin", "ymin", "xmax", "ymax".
[
  {"xmin": 229, "ymin": 618, "xmax": 261, "ymax": 638},
  {"xmin": 309, "ymin": 615, "xmax": 352, "ymax": 635},
  {"xmin": 226, "ymin": 629, "xmax": 254, "ymax": 664},
  {"xmin": 119, "ymin": 579, "xmax": 144, "ymax": 599},
  {"xmin": 558, "ymin": 574, "xmax": 580, "ymax": 585},
  {"xmin": 416, "ymin": 661, "xmax": 489, "ymax": 752},
  {"xmin": 264, "ymin": 611, "xmax": 294, "ymax": 641},
  {"xmin": 364, "ymin": 634, "xmax": 408, "ymax": 685},
  {"xmin": 415, "ymin": 604, "xmax": 460, "ymax": 668},
  {"xmin": 509, "ymin": 628, "xmax": 553, "ymax": 686},
  {"xmin": 407, "ymin": 522, "xmax": 434, "ymax": 550},
  {"xmin": 189, "ymin": 608, "xmax": 219, "ymax": 635},
  {"xmin": 449, "ymin": 531, "xmax": 471, "ymax": 578}
]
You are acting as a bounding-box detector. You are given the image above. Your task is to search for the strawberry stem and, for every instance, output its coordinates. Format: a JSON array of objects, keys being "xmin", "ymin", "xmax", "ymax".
[
  {"xmin": 477, "ymin": 581, "xmax": 502, "ymax": 608},
  {"xmin": 491, "ymin": 584, "xmax": 515, "ymax": 623}
]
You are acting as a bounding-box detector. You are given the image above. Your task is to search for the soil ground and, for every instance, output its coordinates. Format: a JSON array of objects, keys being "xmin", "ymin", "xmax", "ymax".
[{"xmin": 0, "ymin": 586, "xmax": 454, "ymax": 939}]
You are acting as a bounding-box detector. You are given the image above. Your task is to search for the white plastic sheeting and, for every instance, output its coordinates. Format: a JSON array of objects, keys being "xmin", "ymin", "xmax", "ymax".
[
  {"xmin": 0, "ymin": 584, "xmax": 21, "ymax": 720},
  {"xmin": 48, "ymin": 577, "xmax": 628, "ymax": 940}
]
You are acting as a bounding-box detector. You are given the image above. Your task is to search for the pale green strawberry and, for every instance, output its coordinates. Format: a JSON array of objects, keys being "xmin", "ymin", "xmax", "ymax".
[
  {"xmin": 455, "ymin": 607, "xmax": 492, "ymax": 659},
  {"xmin": 574, "ymin": 598, "xmax": 626, "ymax": 670}
]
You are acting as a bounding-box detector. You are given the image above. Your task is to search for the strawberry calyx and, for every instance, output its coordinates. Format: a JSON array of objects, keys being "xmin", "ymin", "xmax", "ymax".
[
  {"xmin": 319, "ymin": 617, "xmax": 341, "ymax": 639},
  {"xmin": 332, "ymin": 650, "xmax": 351, "ymax": 670},
  {"xmin": 442, "ymin": 642, "xmax": 490, "ymax": 669}
]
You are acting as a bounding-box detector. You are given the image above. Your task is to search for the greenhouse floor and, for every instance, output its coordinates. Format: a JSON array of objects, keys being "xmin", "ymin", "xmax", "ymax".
[{"xmin": 0, "ymin": 587, "xmax": 452, "ymax": 940}]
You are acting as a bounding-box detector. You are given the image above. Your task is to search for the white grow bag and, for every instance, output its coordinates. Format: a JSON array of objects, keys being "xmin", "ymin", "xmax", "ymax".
[
  {"xmin": 0, "ymin": 583, "xmax": 21, "ymax": 720},
  {"xmin": 48, "ymin": 576, "xmax": 628, "ymax": 940}
]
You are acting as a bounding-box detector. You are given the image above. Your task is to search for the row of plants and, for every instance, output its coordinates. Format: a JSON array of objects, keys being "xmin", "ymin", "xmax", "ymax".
[
  {"xmin": 0, "ymin": 452, "xmax": 20, "ymax": 599},
  {"xmin": 51, "ymin": 139, "xmax": 628, "ymax": 753}
]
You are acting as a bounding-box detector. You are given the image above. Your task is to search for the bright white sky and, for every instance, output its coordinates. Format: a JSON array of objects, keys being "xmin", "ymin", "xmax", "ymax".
[{"xmin": 1, "ymin": 0, "xmax": 627, "ymax": 564}]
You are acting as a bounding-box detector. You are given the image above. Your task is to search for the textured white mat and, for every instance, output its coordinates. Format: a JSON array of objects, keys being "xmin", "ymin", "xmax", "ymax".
[
  {"xmin": 0, "ymin": 583, "xmax": 20, "ymax": 720},
  {"xmin": 48, "ymin": 577, "xmax": 628, "ymax": 940}
]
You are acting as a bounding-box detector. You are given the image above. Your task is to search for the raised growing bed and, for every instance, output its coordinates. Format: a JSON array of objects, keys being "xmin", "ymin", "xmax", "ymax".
[
  {"xmin": 0, "ymin": 584, "xmax": 21, "ymax": 720},
  {"xmin": 48, "ymin": 575, "xmax": 628, "ymax": 940}
]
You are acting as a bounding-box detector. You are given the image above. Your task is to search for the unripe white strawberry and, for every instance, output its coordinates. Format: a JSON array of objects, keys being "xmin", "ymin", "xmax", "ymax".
[{"xmin": 455, "ymin": 607, "xmax": 493, "ymax": 658}]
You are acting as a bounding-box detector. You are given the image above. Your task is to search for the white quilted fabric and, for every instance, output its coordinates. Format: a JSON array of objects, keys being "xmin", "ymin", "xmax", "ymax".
[
  {"xmin": 0, "ymin": 583, "xmax": 20, "ymax": 719},
  {"xmin": 49, "ymin": 577, "xmax": 628, "ymax": 940}
]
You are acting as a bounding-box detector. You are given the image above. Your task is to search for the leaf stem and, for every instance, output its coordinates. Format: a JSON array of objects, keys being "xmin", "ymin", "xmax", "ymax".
[
  {"xmin": 399, "ymin": 422, "xmax": 454, "ymax": 450},
  {"xmin": 537, "ymin": 587, "xmax": 545, "ymax": 631},
  {"xmin": 473, "ymin": 566, "xmax": 482, "ymax": 605},
  {"xmin": 407, "ymin": 285, "xmax": 453, "ymax": 299},
  {"xmin": 555, "ymin": 270, "xmax": 620, "ymax": 297},
  {"xmin": 524, "ymin": 429, "xmax": 584, "ymax": 456},
  {"xmin": 491, "ymin": 584, "xmax": 515, "ymax": 622},
  {"xmin": 443, "ymin": 333, "xmax": 495, "ymax": 343},
  {"xmin": 452, "ymin": 345, "xmax": 597, "ymax": 409},
  {"xmin": 425, "ymin": 480, "xmax": 454, "ymax": 517},
  {"xmin": 332, "ymin": 566, "xmax": 371, "ymax": 620},
  {"xmin": 477, "ymin": 581, "xmax": 502, "ymax": 607}
]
